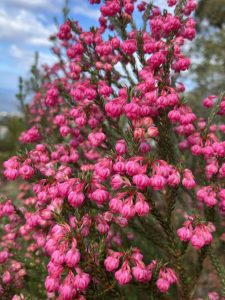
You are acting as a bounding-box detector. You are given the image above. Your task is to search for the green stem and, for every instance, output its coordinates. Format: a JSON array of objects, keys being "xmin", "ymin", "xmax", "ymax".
[{"xmin": 208, "ymin": 247, "xmax": 225, "ymax": 296}]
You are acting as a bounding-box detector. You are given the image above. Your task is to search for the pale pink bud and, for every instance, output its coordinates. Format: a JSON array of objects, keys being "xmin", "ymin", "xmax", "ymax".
[{"xmin": 147, "ymin": 126, "xmax": 159, "ymax": 138}]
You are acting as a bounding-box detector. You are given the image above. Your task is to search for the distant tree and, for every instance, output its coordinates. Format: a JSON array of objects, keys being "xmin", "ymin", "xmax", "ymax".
[
  {"xmin": 188, "ymin": 0, "xmax": 225, "ymax": 112},
  {"xmin": 0, "ymin": 116, "xmax": 25, "ymax": 168},
  {"xmin": 196, "ymin": 0, "xmax": 225, "ymax": 29}
]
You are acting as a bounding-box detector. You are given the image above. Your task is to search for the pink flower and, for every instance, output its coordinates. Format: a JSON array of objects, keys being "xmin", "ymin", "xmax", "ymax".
[
  {"xmin": 100, "ymin": 1, "xmax": 120, "ymax": 17},
  {"xmin": 156, "ymin": 278, "xmax": 170, "ymax": 292},
  {"xmin": 57, "ymin": 22, "xmax": 72, "ymax": 40},
  {"xmin": 172, "ymin": 57, "xmax": 191, "ymax": 72},
  {"xmin": 191, "ymin": 224, "xmax": 214, "ymax": 250},
  {"xmin": 115, "ymin": 262, "xmax": 132, "ymax": 285},
  {"xmin": 68, "ymin": 191, "xmax": 85, "ymax": 208},
  {"xmin": 105, "ymin": 100, "xmax": 123, "ymax": 118},
  {"xmin": 109, "ymin": 198, "xmax": 122, "ymax": 213},
  {"xmin": 177, "ymin": 226, "xmax": 193, "ymax": 242},
  {"xmin": 133, "ymin": 174, "xmax": 150, "ymax": 189},
  {"xmin": 115, "ymin": 140, "xmax": 127, "ymax": 155},
  {"xmin": 88, "ymin": 132, "xmax": 106, "ymax": 147},
  {"xmin": 3, "ymin": 156, "xmax": 19, "ymax": 169},
  {"xmin": 190, "ymin": 233, "xmax": 205, "ymax": 250},
  {"xmin": 147, "ymin": 126, "xmax": 159, "ymax": 137},
  {"xmin": 65, "ymin": 248, "xmax": 80, "ymax": 267},
  {"xmin": 111, "ymin": 174, "xmax": 124, "ymax": 190},
  {"xmin": 156, "ymin": 268, "xmax": 177, "ymax": 292},
  {"xmin": 91, "ymin": 189, "xmax": 109, "ymax": 205},
  {"xmin": 45, "ymin": 276, "xmax": 60, "ymax": 293},
  {"xmin": 168, "ymin": 0, "xmax": 177, "ymax": 6},
  {"xmin": 120, "ymin": 203, "xmax": 135, "ymax": 219},
  {"xmin": 125, "ymin": 3, "xmax": 134, "ymax": 14},
  {"xmin": 104, "ymin": 256, "xmax": 120, "ymax": 272},
  {"xmin": 19, "ymin": 165, "xmax": 34, "ymax": 180},
  {"xmin": 134, "ymin": 201, "xmax": 150, "ymax": 216},
  {"xmin": 58, "ymin": 282, "xmax": 76, "ymax": 300},
  {"xmin": 182, "ymin": 169, "xmax": 196, "ymax": 189},
  {"xmin": 60, "ymin": 125, "xmax": 71, "ymax": 137},
  {"xmin": 132, "ymin": 265, "xmax": 152, "ymax": 282},
  {"xmin": 149, "ymin": 175, "xmax": 166, "ymax": 190},
  {"xmin": 121, "ymin": 39, "xmax": 137, "ymax": 55},
  {"xmin": 167, "ymin": 172, "xmax": 180, "ymax": 187},
  {"xmin": 74, "ymin": 271, "xmax": 90, "ymax": 291},
  {"xmin": 0, "ymin": 250, "xmax": 9, "ymax": 264},
  {"xmin": 3, "ymin": 168, "xmax": 18, "ymax": 180},
  {"xmin": 2, "ymin": 271, "xmax": 11, "ymax": 284},
  {"xmin": 113, "ymin": 161, "xmax": 126, "ymax": 173},
  {"xmin": 148, "ymin": 52, "xmax": 166, "ymax": 69},
  {"xmin": 126, "ymin": 161, "xmax": 142, "ymax": 176},
  {"xmin": 51, "ymin": 250, "xmax": 65, "ymax": 265},
  {"xmin": 124, "ymin": 102, "xmax": 140, "ymax": 119},
  {"xmin": 46, "ymin": 88, "xmax": 59, "ymax": 106},
  {"xmin": 208, "ymin": 292, "xmax": 219, "ymax": 300},
  {"xmin": 160, "ymin": 268, "xmax": 177, "ymax": 284}
]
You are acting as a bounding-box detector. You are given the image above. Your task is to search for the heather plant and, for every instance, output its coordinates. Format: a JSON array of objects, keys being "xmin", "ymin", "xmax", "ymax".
[{"xmin": 1, "ymin": 0, "xmax": 225, "ymax": 299}]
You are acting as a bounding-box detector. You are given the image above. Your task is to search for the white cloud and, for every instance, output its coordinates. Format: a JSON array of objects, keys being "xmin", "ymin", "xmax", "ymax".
[
  {"xmin": 0, "ymin": 0, "xmax": 62, "ymax": 13},
  {"xmin": 9, "ymin": 45, "xmax": 57, "ymax": 69},
  {"xmin": 73, "ymin": 2, "xmax": 100, "ymax": 20},
  {"xmin": 0, "ymin": 8, "xmax": 55, "ymax": 46},
  {"xmin": 137, "ymin": 0, "xmax": 167, "ymax": 5},
  {"xmin": 0, "ymin": 0, "xmax": 102, "ymax": 46}
]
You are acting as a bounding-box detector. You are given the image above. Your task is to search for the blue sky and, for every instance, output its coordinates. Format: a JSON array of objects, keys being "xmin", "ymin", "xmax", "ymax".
[
  {"xmin": 0, "ymin": 0, "xmax": 101, "ymax": 112},
  {"xmin": 0, "ymin": 0, "xmax": 172, "ymax": 113}
]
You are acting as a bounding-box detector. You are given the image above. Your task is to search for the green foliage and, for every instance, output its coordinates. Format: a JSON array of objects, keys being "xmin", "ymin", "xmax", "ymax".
[
  {"xmin": 187, "ymin": 0, "xmax": 225, "ymax": 112},
  {"xmin": 196, "ymin": 0, "xmax": 225, "ymax": 29},
  {"xmin": 0, "ymin": 116, "xmax": 25, "ymax": 167}
]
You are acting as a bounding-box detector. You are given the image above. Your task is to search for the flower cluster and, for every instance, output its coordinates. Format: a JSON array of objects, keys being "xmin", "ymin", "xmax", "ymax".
[
  {"xmin": 1, "ymin": 0, "xmax": 225, "ymax": 299},
  {"xmin": 177, "ymin": 216, "xmax": 216, "ymax": 249}
]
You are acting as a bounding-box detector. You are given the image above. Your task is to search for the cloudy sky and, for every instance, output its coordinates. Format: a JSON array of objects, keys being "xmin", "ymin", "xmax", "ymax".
[
  {"xmin": 0, "ymin": 0, "xmax": 102, "ymax": 112},
  {"xmin": 0, "ymin": 0, "xmax": 170, "ymax": 113}
]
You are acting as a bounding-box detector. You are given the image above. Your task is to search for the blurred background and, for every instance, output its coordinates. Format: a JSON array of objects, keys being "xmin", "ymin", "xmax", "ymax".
[
  {"xmin": 0, "ymin": 0, "xmax": 101, "ymax": 112},
  {"xmin": 0, "ymin": 0, "xmax": 101, "ymax": 166}
]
